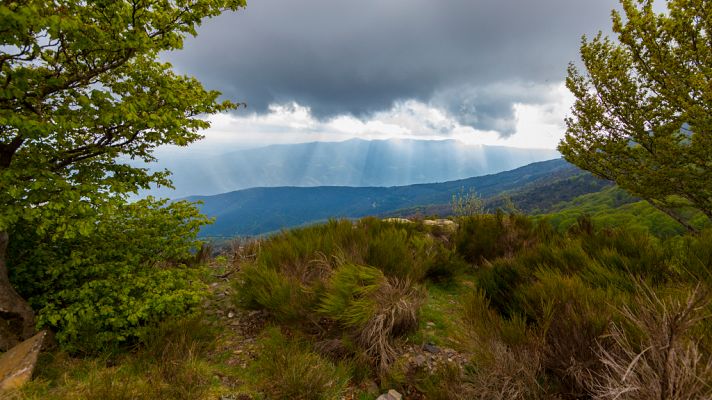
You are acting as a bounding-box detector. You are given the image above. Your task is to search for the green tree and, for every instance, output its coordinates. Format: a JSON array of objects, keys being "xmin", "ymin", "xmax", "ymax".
[
  {"xmin": 559, "ymin": 0, "xmax": 712, "ymax": 232},
  {"xmin": 0, "ymin": 0, "xmax": 244, "ymax": 349},
  {"xmin": 9, "ymin": 198, "xmax": 211, "ymax": 352},
  {"xmin": 451, "ymin": 187, "xmax": 486, "ymax": 217}
]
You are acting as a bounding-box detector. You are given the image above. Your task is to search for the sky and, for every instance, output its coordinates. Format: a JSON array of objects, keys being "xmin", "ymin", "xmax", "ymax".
[{"xmin": 162, "ymin": 0, "xmax": 627, "ymax": 152}]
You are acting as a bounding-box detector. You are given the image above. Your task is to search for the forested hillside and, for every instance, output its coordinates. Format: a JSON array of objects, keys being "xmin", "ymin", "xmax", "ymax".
[{"xmin": 189, "ymin": 158, "xmax": 611, "ymax": 237}]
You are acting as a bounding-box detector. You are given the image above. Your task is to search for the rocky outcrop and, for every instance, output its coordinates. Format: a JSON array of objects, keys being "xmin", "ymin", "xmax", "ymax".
[
  {"xmin": 0, "ymin": 330, "xmax": 46, "ymax": 390},
  {"xmin": 0, "ymin": 232, "xmax": 36, "ymax": 351},
  {"xmin": 376, "ymin": 389, "xmax": 403, "ymax": 400}
]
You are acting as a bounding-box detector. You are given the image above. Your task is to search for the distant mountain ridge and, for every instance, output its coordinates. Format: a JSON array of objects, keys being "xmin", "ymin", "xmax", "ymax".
[
  {"xmin": 148, "ymin": 138, "xmax": 560, "ymax": 198},
  {"xmin": 187, "ymin": 158, "xmax": 610, "ymax": 237}
]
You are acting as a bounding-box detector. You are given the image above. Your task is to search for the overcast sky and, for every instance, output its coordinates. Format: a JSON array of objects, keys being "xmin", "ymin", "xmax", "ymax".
[{"xmin": 163, "ymin": 0, "xmax": 626, "ymax": 151}]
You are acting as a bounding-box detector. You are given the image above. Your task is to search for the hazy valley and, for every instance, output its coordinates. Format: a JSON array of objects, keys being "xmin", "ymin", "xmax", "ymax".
[{"xmin": 146, "ymin": 138, "xmax": 560, "ymax": 198}]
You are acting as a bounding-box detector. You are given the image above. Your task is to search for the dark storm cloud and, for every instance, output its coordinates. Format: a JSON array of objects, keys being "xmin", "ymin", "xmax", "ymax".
[{"xmin": 166, "ymin": 0, "xmax": 620, "ymax": 135}]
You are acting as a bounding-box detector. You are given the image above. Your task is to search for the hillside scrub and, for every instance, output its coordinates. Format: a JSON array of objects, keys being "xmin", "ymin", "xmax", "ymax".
[
  {"xmin": 8, "ymin": 199, "xmax": 211, "ymax": 353},
  {"xmin": 14, "ymin": 213, "xmax": 712, "ymax": 398},
  {"xmin": 234, "ymin": 219, "xmax": 439, "ymax": 370},
  {"xmin": 224, "ymin": 213, "xmax": 712, "ymax": 398}
]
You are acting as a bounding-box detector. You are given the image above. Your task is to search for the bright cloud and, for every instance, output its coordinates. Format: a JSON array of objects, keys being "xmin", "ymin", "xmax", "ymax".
[{"xmin": 174, "ymin": 82, "xmax": 573, "ymax": 155}]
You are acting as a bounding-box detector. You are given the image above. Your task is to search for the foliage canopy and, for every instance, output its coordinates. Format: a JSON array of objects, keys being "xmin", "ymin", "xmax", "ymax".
[
  {"xmin": 559, "ymin": 0, "xmax": 712, "ymax": 231},
  {"xmin": 0, "ymin": 0, "xmax": 244, "ymax": 235},
  {"xmin": 0, "ymin": 0, "xmax": 244, "ymax": 348}
]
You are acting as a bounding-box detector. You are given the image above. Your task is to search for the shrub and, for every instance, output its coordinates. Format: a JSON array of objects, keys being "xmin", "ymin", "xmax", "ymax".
[
  {"xmin": 250, "ymin": 218, "xmax": 453, "ymax": 284},
  {"xmin": 236, "ymin": 263, "xmax": 315, "ymax": 323},
  {"xmin": 9, "ymin": 199, "xmax": 210, "ymax": 353},
  {"xmin": 356, "ymin": 277, "xmax": 424, "ymax": 370},
  {"xmin": 253, "ymin": 328, "xmax": 351, "ymax": 400},
  {"xmin": 578, "ymin": 227, "xmax": 669, "ymax": 283},
  {"xmin": 318, "ymin": 264, "xmax": 385, "ymax": 328},
  {"xmin": 475, "ymin": 257, "xmax": 529, "ymax": 317},
  {"xmin": 366, "ymin": 228, "xmax": 426, "ymax": 281},
  {"xmin": 517, "ymin": 270, "xmax": 614, "ymax": 396},
  {"xmin": 319, "ymin": 264, "xmax": 425, "ymax": 370},
  {"xmin": 591, "ymin": 284, "xmax": 712, "ymax": 400},
  {"xmin": 458, "ymin": 289, "xmax": 549, "ymax": 399},
  {"xmin": 665, "ymin": 228, "xmax": 712, "ymax": 284},
  {"xmin": 455, "ymin": 212, "xmax": 538, "ymax": 264},
  {"xmin": 423, "ymin": 244, "xmax": 469, "ymax": 285}
]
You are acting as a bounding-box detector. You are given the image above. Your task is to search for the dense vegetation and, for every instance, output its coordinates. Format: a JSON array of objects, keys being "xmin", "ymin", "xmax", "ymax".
[
  {"xmin": 544, "ymin": 187, "xmax": 710, "ymax": 238},
  {"xmin": 3, "ymin": 1, "xmax": 711, "ymax": 399},
  {"xmin": 13, "ymin": 213, "xmax": 712, "ymax": 399},
  {"xmin": 189, "ymin": 158, "xmax": 598, "ymax": 237},
  {"xmin": 8, "ymin": 199, "xmax": 211, "ymax": 353},
  {"xmin": 0, "ymin": 0, "xmax": 244, "ymax": 350},
  {"xmin": 560, "ymin": 0, "xmax": 712, "ymax": 231}
]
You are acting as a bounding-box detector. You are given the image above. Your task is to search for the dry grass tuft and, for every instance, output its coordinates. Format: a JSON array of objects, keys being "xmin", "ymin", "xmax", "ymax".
[
  {"xmin": 465, "ymin": 341, "xmax": 550, "ymax": 400},
  {"xmin": 591, "ymin": 284, "xmax": 712, "ymax": 400},
  {"xmin": 357, "ymin": 277, "xmax": 425, "ymax": 371},
  {"xmin": 457, "ymin": 289, "xmax": 551, "ymax": 399}
]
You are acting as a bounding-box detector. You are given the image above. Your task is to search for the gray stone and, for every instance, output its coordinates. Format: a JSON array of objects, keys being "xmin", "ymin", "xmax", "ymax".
[
  {"xmin": 0, "ymin": 331, "xmax": 46, "ymax": 391},
  {"xmin": 414, "ymin": 354, "xmax": 427, "ymax": 367},
  {"xmin": 376, "ymin": 389, "xmax": 403, "ymax": 400},
  {"xmin": 423, "ymin": 343, "xmax": 440, "ymax": 354},
  {"xmin": 388, "ymin": 389, "xmax": 403, "ymax": 400}
]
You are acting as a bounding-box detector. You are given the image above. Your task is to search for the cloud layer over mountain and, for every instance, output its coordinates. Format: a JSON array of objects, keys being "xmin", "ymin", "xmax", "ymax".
[{"xmin": 166, "ymin": 0, "xmax": 620, "ymax": 138}]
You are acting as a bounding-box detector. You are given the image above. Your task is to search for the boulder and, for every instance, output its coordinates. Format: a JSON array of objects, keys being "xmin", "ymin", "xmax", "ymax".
[
  {"xmin": 0, "ymin": 331, "xmax": 46, "ymax": 391},
  {"xmin": 376, "ymin": 389, "xmax": 403, "ymax": 400},
  {"xmin": 382, "ymin": 218, "xmax": 413, "ymax": 224},
  {"xmin": 423, "ymin": 219, "xmax": 458, "ymax": 230}
]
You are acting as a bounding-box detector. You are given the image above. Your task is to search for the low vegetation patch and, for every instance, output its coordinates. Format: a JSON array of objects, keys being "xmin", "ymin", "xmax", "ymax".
[{"xmin": 12, "ymin": 213, "xmax": 712, "ymax": 399}]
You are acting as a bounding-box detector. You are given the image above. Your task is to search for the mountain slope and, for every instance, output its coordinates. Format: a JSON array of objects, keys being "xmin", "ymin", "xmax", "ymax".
[
  {"xmin": 149, "ymin": 139, "xmax": 560, "ymax": 198},
  {"xmin": 189, "ymin": 158, "xmax": 603, "ymax": 237}
]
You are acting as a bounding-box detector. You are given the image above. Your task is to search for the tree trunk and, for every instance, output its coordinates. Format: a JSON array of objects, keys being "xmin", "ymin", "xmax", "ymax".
[
  {"xmin": 0, "ymin": 231, "xmax": 36, "ymax": 351},
  {"xmin": 647, "ymin": 201, "xmax": 699, "ymax": 234}
]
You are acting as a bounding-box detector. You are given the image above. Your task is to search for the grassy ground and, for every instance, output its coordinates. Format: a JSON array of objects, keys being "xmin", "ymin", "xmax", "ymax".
[
  {"xmin": 11, "ymin": 250, "xmax": 477, "ymax": 399},
  {"xmin": 8, "ymin": 215, "xmax": 712, "ymax": 399}
]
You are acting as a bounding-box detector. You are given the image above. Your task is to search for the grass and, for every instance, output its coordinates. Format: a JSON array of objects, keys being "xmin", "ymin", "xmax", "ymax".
[
  {"xmin": 16, "ymin": 317, "xmax": 222, "ymax": 400},
  {"xmin": 10, "ymin": 214, "xmax": 712, "ymax": 399}
]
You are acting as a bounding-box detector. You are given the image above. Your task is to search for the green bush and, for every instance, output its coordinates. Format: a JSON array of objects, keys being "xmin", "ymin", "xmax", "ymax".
[
  {"xmin": 366, "ymin": 228, "xmax": 412, "ymax": 278},
  {"xmin": 318, "ymin": 264, "xmax": 385, "ymax": 328},
  {"xmin": 253, "ymin": 328, "xmax": 351, "ymax": 400},
  {"xmin": 236, "ymin": 263, "xmax": 315, "ymax": 323},
  {"xmin": 423, "ymin": 243, "xmax": 469, "ymax": 285},
  {"xmin": 516, "ymin": 270, "xmax": 614, "ymax": 396},
  {"xmin": 457, "ymin": 289, "xmax": 548, "ymax": 400},
  {"xmin": 318, "ymin": 263, "xmax": 425, "ymax": 370},
  {"xmin": 247, "ymin": 217, "xmax": 460, "ymax": 286},
  {"xmin": 665, "ymin": 228, "xmax": 712, "ymax": 284},
  {"xmin": 476, "ymin": 257, "xmax": 529, "ymax": 317},
  {"xmin": 9, "ymin": 199, "xmax": 210, "ymax": 353},
  {"xmin": 455, "ymin": 212, "xmax": 539, "ymax": 264}
]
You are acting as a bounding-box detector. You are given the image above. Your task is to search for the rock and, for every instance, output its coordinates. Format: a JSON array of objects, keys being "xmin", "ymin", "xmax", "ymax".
[
  {"xmin": 377, "ymin": 389, "xmax": 403, "ymax": 400},
  {"xmin": 423, "ymin": 219, "xmax": 458, "ymax": 229},
  {"xmin": 423, "ymin": 343, "xmax": 440, "ymax": 354},
  {"xmin": 0, "ymin": 331, "xmax": 46, "ymax": 390},
  {"xmin": 363, "ymin": 379, "xmax": 379, "ymax": 394},
  {"xmin": 414, "ymin": 354, "xmax": 427, "ymax": 367},
  {"xmin": 382, "ymin": 218, "xmax": 413, "ymax": 224}
]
